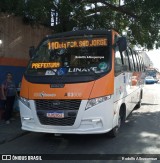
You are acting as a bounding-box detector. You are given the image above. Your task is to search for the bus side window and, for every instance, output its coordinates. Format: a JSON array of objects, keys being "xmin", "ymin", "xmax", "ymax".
[
  {"xmin": 126, "ymin": 49, "xmax": 134, "ymax": 72},
  {"xmin": 114, "ymin": 47, "xmax": 123, "ymax": 76},
  {"xmin": 140, "ymin": 56, "xmax": 144, "ymax": 72},
  {"xmin": 136, "ymin": 53, "xmax": 141, "ymax": 72},
  {"xmin": 122, "ymin": 51, "xmax": 130, "ymax": 71},
  {"xmin": 141, "ymin": 57, "xmax": 144, "ymax": 71},
  {"xmin": 137, "ymin": 54, "xmax": 143, "ymax": 71},
  {"xmin": 133, "ymin": 51, "xmax": 140, "ymax": 72},
  {"xmin": 129, "ymin": 48, "xmax": 137, "ymax": 71},
  {"xmin": 144, "ymin": 61, "xmax": 146, "ymax": 71}
]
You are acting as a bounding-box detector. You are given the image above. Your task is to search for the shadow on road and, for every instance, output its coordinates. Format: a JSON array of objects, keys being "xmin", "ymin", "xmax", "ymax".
[{"xmin": 37, "ymin": 108, "xmax": 160, "ymax": 155}]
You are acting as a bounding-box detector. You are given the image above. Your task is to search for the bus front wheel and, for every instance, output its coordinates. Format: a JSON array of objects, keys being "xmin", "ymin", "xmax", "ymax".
[
  {"xmin": 108, "ymin": 108, "xmax": 125, "ymax": 138},
  {"xmin": 108, "ymin": 114, "xmax": 121, "ymax": 138}
]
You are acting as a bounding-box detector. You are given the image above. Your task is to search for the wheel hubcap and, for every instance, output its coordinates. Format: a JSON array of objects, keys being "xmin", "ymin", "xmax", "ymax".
[{"xmin": 118, "ymin": 116, "xmax": 121, "ymax": 128}]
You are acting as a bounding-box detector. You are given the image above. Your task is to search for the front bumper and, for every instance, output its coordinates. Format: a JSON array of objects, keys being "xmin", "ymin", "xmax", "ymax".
[{"xmin": 18, "ymin": 98, "xmax": 114, "ymax": 134}]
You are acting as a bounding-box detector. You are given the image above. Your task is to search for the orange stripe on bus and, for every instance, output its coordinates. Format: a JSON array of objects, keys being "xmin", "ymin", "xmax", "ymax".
[{"xmin": 20, "ymin": 73, "xmax": 114, "ymax": 100}]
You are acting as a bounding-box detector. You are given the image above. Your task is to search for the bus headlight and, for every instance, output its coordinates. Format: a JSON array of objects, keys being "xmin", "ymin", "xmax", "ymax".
[
  {"xmin": 19, "ymin": 97, "xmax": 30, "ymax": 108},
  {"xmin": 86, "ymin": 95, "xmax": 111, "ymax": 110}
]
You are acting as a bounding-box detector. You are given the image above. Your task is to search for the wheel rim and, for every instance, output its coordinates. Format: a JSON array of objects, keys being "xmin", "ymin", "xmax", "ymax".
[
  {"xmin": 114, "ymin": 115, "xmax": 121, "ymax": 134},
  {"xmin": 118, "ymin": 115, "xmax": 121, "ymax": 129}
]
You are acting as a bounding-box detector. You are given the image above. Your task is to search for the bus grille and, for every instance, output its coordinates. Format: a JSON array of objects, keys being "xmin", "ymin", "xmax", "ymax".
[
  {"xmin": 35, "ymin": 99, "xmax": 81, "ymax": 110},
  {"xmin": 35, "ymin": 99, "xmax": 81, "ymax": 126}
]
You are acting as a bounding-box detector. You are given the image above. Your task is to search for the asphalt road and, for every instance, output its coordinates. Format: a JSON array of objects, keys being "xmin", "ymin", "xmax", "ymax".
[{"xmin": 0, "ymin": 84, "xmax": 160, "ymax": 162}]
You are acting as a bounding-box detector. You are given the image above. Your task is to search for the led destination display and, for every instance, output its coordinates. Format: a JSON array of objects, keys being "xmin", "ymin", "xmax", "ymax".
[
  {"xmin": 31, "ymin": 62, "xmax": 60, "ymax": 69},
  {"xmin": 48, "ymin": 38, "xmax": 107, "ymax": 50}
]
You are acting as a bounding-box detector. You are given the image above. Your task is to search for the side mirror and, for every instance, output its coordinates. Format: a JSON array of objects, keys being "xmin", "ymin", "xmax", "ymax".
[
  {"xmin": 29, "ymin": 46, "xmax": 35, "ymax": 58},
  {"xmin": 118, "ymin": 37, "xmax": 127, "ymax": 52}
]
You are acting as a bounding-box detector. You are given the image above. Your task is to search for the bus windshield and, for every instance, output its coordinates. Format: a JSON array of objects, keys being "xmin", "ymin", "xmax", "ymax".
[{"xmin": 25, "ymin": 36, "xmax": 111, "ymax": 83}]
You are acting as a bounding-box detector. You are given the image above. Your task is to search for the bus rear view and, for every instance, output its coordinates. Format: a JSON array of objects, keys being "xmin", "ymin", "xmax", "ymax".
[{"xmin": 19, "ymin": 30, "xmax": 134, "ymax": 137}]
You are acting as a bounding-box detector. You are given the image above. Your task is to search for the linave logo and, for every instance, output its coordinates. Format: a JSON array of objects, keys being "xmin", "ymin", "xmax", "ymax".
[{"xmin": 68, "ymin": 67, "xmax": 97, "ymax": 73}]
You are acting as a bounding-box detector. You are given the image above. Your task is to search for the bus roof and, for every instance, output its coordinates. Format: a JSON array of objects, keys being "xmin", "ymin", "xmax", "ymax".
[{"xmin": 45, "ymin": 29, "xmax": 114, "ymax": 40}]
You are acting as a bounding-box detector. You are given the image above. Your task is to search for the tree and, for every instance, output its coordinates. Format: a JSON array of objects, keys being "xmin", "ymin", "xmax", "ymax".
[{"xmin": 0, "ymin": 0, "xmax": 160, "ymax": 49}]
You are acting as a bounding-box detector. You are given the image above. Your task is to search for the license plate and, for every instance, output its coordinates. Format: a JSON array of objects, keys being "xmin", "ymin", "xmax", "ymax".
[{"xmin": 46, "ymin": 112, "xmax": 64, "ymax": 118}]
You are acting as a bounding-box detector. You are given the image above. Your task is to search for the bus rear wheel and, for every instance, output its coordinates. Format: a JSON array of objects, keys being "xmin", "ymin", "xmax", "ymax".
[
  {"xmin": 135, "ymin": 100, "xmax": 141, "ymax": 109},
  {"xmin": 135, "ymin": 90, "xmax": 143, "ymax": 109}
]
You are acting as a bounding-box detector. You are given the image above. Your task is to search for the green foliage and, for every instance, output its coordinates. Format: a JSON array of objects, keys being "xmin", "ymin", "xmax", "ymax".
[
  {"xmin": 0, "ymin": 0, "xmax": 160, "ymax": 49},
  {"xmin": 0, "ymin": 0, "xmax": 25, "ymax": 15}
]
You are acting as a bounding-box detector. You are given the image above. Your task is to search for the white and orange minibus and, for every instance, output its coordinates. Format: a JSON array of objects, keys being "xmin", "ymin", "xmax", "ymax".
[{"xmin": 19, "ymin": 29, "xmax": 144, "ymax": 137}]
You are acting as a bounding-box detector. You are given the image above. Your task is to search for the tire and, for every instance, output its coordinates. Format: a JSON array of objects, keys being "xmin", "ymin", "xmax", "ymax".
[
  {"xmin": 135, "ymin": 100, "xmax": 141, "ymax": 109},
  {"xmin": 108, "ymin": 114, "xmax": 122, "ymax": 138},
  {"xmin": 135, "ymin": 90, "xmax": 143, "ymax": 109}
]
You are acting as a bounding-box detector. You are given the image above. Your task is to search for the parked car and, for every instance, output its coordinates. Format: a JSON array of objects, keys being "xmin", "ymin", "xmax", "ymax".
[{"xmin": 145, "ymin": 76, "xmax": 157, "ymax": 84}]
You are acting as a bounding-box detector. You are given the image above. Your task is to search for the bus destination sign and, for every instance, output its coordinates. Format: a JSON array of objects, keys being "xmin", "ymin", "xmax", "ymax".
[
  {"xmin": 48, "ymin": 38, "xmax": 107, "ymax": 50},
  {"xmin": 31, "ymin": 62, "xmax": 60, "ymax": 69}
]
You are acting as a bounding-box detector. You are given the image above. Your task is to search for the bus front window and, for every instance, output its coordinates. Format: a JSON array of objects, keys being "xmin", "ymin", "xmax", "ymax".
[{"xmin": 25, "ymin": 36, "xmax": 111, "ymax": 83}]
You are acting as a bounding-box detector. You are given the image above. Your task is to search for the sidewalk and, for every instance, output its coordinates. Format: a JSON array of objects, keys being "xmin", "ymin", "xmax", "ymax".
[{"xmin": 0, "ymin": 113, "xmax": 29, "ymax": 145}]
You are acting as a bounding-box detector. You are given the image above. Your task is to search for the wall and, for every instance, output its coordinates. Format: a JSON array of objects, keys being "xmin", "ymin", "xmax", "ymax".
[{"xmin": 0, "ymin": 13, "xmax": 52, "ymax": 86}]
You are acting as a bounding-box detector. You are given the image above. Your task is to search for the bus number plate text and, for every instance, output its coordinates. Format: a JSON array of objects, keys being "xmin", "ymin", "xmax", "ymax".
[{"xmin": 46, "ymin": 112, "xmax": 64, "ymax": 118}]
